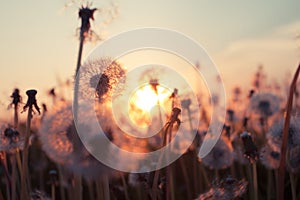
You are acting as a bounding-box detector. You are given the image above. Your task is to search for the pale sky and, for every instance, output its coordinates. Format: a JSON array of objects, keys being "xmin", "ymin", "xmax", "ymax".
[{"xmin": 0, "ymin": 0, "xmax": 300, "ymax": 110}]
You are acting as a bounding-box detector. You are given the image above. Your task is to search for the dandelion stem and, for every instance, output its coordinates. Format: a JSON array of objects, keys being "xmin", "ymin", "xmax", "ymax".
[
  {"xmin": 73, "ymin": 35, "xmax": 84, "ymax": 123},
  {"xmin": 179, "ymin": 158, "xmax": 192, "ymax": 200},
  {"xmin": 51, "ymin": 183, "xmax": 55, "ymax": 200},
  {"xmin": 103, "ymin": 175, "xmax": 110, "ymax": 200},
  {"xmin": 74, "ymin": 174, "xmax": 82, "ymax": 200},
  {"xmin": 96, "ymin": 176, "xmax": 110, "ymax": 200},
  {"xmin": 21, "ymin": 106, "xmax": 33, "ymax": 199},
  {"xmin": 120, "ymin": 173, "xmax": 130, "ymax": 200},
  {"xmin": 14, "ymin": 106, "xmax": 18, "ymax": 128},
  {"xmin": 0, "ymin": 153, "xmax": 11, "ymax": 200},
  {"xmin": 289, "ymin": 172, "xmax": 297, "ymax": 200},
  {"xmin": 57, "ymin": 165, "xmax": 66, "ymax": 200},
  {"xmin": 252, "ymin": 163, "xmax": 258, "ymax": 200},
  {"xmin": 11, "ymin": 155, "xmax": 17, "ymax": 200},
  {"xmin": 278, "ymin": 63, "xmax": 300, "ymax": 200},
  {"xmin": 267, "ymin": 170, "xmax": 273, "ymax": 200},
  {"xmin": 86, "ymin": 180, "xmax": 94, "ymax": 200},
  {"xmin": 16, "ymin": 150, "xmax": 23, "ymax": 181}
]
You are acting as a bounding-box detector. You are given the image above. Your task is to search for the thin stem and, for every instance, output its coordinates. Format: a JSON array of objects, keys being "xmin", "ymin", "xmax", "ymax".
[
  {"xmin": 73, "ymin": 174, "xmax": 82, "ymax": 200},
  {"xmin": 96, "ymin": 177, "xmax": 110, "ymax": 200},
  {"xmin": 166, "ymin": 125, "xmax": 175, "ymax": 200},
  {"xmin": 252, "ymin": 163, "xmax": 258, "ymax": 200},
  {"xmin": 102, "ymin": 175, "xmax": 110, "ymax": 200},
  {"xmin": 278, "ymin": 63, "xmax": 300, "ymax": 200},
  {"xmin": 86, "ymin": 180, "xmax": 94, "ymax": 200},
  {"xmin": 11, "ymin": 155, "xmax": 17, "ymax": 200},
  {"xmin": 21, "ymin": 106, "xmax": 33, "ymax": 199},
  {"xmin": 0, "ymin": 153, "xmax": 11, "ymax": 200},
  {"xmin": 14, "ymin": 106, "xmax": 18, "ymax": 128},
  {"xmin": 73, "ymin": 35, "xmax": 84, "ymax": 123},
  {"xmin": 51, "ymin": 184, "xmax": 55, "ymax": 200},
  {"xmin": 179, "ymin": 158, "xmax": 192, "ymax": 200},
  {"xmin": 15, "ymin": 150, "xmax": 22, "ymax": 181},
  {"xmin": 187, "ymin": 108, "xmax": 193, "ymax": 131},
  {"xmin": 267, "ymin": 170, "xmax": 272, "ymax": 200},
  {"xmin": 289, "ymin": 172, "xmax": 297, "ymax": 200},
  {"xmin": 152, "ymin": 125, "xmax": 170, "ymax": 200},
  {"xmin": 120, "ymin": 173, "xmax": 130, "ymax": 200},
  {"xmin": 57, "ymin": 165, "xmax": 66, "ymax": 200},
  {"xmin": 95, "ymin": 179, "xmax": 103, "ymax": 200}
]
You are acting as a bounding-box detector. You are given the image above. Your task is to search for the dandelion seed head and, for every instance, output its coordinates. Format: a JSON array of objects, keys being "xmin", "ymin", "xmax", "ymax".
[
  {"xmin": 240, "ymin": 131, "xmax": 258, "ymax": 163},
  {"xmin": 196, "ymin": 177, "xmax": 247, "ymax": 200},
  {"xmin": 39, "ymin": 102, "xmax": 114, "ymax": 180},
  {"xmin": 287, "ymin": 146, "xmax": 300, "ymax": 173},
  {"xmin": 202, "ymin": 138, "xmax": 233, "ymax": 170},
  {"xmin": 260, "ymin": 145, "xmax": 280, "ymax": 169},
  {"xmin": 10, "ymin": 88, "xmax": 21, "ymax": 107},
  {"xmin": 181, "ymin": 98, "xmax": 191, "ymax": 110},
  {"xmin": 267, "ymin": 117, "xmax": 300, "ymax": 151},
  {"xmin": 30, "ymin": 190, "xmax": 50, "ymax": 200},
  {"xmin": 249, "ymin": 93, "xmax": 280, "ymax": 117},
  {"xmin": 38, "ymin": 103, "xmax": 74, "ymax": 165},
  {"xmin": 80, "ymin": 58, "xmax": 125, "ymax": 102},
  {"xmin": 0, "ymin": 126, "xmax": 25, "ymax": 153}
]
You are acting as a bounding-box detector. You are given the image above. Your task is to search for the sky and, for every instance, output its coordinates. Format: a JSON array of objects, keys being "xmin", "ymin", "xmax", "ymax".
[{"xmin": 0, "ymin": 0, "xmax": 300, "ymax": 111}]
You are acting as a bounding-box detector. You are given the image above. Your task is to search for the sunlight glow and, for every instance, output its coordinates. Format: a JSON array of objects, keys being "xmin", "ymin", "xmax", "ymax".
[{"xmin": 128, "ymin": 84, "xmax": 171, "ymax": 127}]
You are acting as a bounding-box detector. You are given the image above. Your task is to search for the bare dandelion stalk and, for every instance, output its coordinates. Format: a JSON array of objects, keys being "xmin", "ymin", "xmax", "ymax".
[
  {"xmin": 241, "ymin": 131, "xmax": 258, "ymax": 200},
  {"xmin": 73, "ymin": 6, "xmax": 96, "ymax": 121},
  {"xmin": 252, "ymin": 162, "xmax": 258, "ymax": 200},
  {"xmin": 152, "ymin": 108, "xmax": 181, "ymax": 200},
  {"xmin": 21, "ymin": 89, "xmax": 40, "ymax": 199},
  {"xmin": 73, "ymin": 7, "xmax": 96, "ymax": 200},
  {"xmin": 96, "ymin": 176, "xmax": 110, "ymax": 200},
  {"xmin": 150, "ymin": 79, "xmax": 164, "ymax": 128},
  {"xmin": 10, "ymin": 89, "xmax": 21, "ymax": 200},
  {"xmin": 277, "ymin": 63, "xmax": 300, "ymax": 200},
  {"xmin": 181, "ymin": 99, "xmax": 194, "ymax": 197},
  {"xmin": 120, "ymin": 173, "xmax": 130, "ymax": 200},
  {"xmin": 49, "ymin": 170, "xmax": 58, "ymax": 200},
  {"xmin": 57, "ymin": 165, "xmax": 66, "ymax": 200},
  {"xmin": 289, "ymin": 172, "xmax": 297, "ymax": 200},
  {"xmin": 0, "ymin": 152, "xmax": 11, "ymax": 200}
]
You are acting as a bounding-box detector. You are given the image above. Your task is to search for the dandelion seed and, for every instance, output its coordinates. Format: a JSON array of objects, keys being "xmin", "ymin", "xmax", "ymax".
[
  {"xmin": 267, "ymin": 116, "xmax": 300, "ymax": 152},
  {"xmin": 79, "ymin": 58, "xmax": 125, "ymax": 102},
  {"xmin": 240, "ymin": 132, "xmax": 258, "ymax": 163},
  {"xmin": 78, "ymin": 6, "xmax": 97, "ymax": 39},
  {"xmin": 202, "ymin": 138, "xmax": 233, "ymax": 170},
  {"xmin": 287, "ymin": 146, "xmax": 300, "ymax": 173},
  {"xmin": 196, "ymin": 177, "xmax": 248, "ymax": 200},
  {"xmin": 10, "ymin": 88, "xmax": 21, "ymax": 107},
  {"xmin": 38, "ymin": 103, "xmax": 74, "ymax": 165},
  {"xmin": 260, "ymin": 145, "xmax": 280, "ymax": 169},
  {"xmin": 248, "ymin": 89, "xmax": 255, "ymax": 98},
  {"xmin": 48, "ymin": 169, "xmax": 58, "ymax": 185},
  {"xmin": 226, "ymin": 109, "xmax": 235, "ymax": 122},
  {"xmin": 181, "ymin": 99, "xmax": 191, "ymax": 110},
  {"xmin": 23, "ymin": 89, "xmax": 40, "ymax": 115},
  {"xmin": 169, "ymin": 88, "xmax": 178, "ymax": 109},
  {"xmin": 249, "ymin": 93, "xmax": 280, "ymax": 117},
  {"xmin": 39, "ymin": 102, "xmax": 112, "ymax": 180},
  {"xmin": 232, "ymin": 87, "xmax": 241, "ymax": 102},
  {"xmin": 0, "ymin": 126, "xmax": 25, "ymax": 153},
  {"xmin": 48, "ymin": 88, "xmax": 56, "ymax": 97},
  {"xmin": 232, "ymin": 145, "xmax": 249, "ymax": 165},
  {"xmin": 30, "ymin": 190, "xmax": 51, "ymax": 200}
]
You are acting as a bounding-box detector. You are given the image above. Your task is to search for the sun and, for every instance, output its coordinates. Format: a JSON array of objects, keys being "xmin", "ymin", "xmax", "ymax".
[
  {"xmin": 131, "ymin": 84, "xmax": 170, "ymax": 111},
  {"xmin": 128, "ymin": 84, "xmax": 171, "ymax": 127}
]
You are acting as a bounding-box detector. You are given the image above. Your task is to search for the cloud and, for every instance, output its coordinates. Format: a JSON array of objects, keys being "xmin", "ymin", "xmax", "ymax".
[{"xmin": 214, "ymin": 20, "xmax": 300, "ymax": 91}]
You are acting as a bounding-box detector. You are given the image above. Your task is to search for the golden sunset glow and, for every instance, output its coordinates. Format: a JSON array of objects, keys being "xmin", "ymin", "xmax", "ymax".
[{"xmin": 128, "ymin": 84, "xmax": 171, "ymax": 127}]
